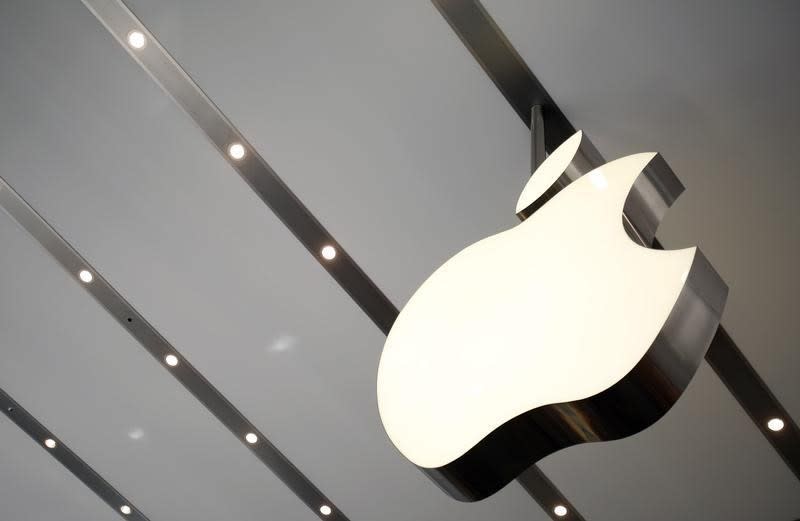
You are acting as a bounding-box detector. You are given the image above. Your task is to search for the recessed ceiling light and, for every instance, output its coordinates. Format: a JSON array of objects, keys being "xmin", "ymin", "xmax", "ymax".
[
  {"xmin": 321, "ymin": 245, "xmax": 337, "ymax": 260},
  {"xmin": 164, "ymin": 354, "xmax": 179, "ymax": 367},
  {"xmin": 553, "ymin": 505, "xmax": 568, "ymax": 517},
  {"xmin": 228, "ymin": 143, "xmax": 246, "ymax": 160},
  {"xmin": 245, "ymin": 432, "xmax": 258, "ymax": 444},
  {"xmin": 767, "ymin": 417, "xmax": 785, "ymax": 432},
  {"xmin": 126, "ymin": 30, "xmax": 146, "ymax": 50},
  {"xmin": 78, "ymin": 270, "xmax": 93, "ymax": 283},
  {"xmin": 44, "ymin": 438, "xmax": 57, "ymax": 449},
  {"xmin": 319, "ymin": 505, "xmax": 332, "ymax": 516},
  {"xmin": 120, "ymin": 505, "xmax": 132, "ymax": 515}
]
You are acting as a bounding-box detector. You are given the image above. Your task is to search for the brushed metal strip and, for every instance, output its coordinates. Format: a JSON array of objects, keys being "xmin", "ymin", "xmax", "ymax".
[
  {"xmin": 431, "ymin": 0, "xmax": 800, "ymax": 483},
  {"xmin": 79, "ymin": 0, "xmax": 398, "ymax": 336},
  {"xmin": 0, "ymin": 179, "xmax": 348, "ymax": 521},
  {"xmin": 530, "ymin": 105, "xmax": 545, "ymax": 172},
  {"xmin": 431, "ymin": 0, "xmax": 576, "ymax": 152},
  {"xmin": 518, "ymin": 466, "xmax": 586, "ymax": 521},
  {"xmin": 706, "ymin": 327, "xmax": 800, "ymax": 479},
  {"xmin": 0, "ymin": 387, "xmax": 150, "ymax": 521}
]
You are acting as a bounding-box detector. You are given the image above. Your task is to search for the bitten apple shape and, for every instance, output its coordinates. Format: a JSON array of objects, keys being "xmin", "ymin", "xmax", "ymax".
[{"xmin": 377, "ymin": 132, "xmax": 727, "ymax": 502}]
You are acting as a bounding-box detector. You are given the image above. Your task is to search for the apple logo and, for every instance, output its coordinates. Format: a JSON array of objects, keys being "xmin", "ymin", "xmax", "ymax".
[{"xmin": 377, "ymin": 131, "xmax": 728, "ymax": 502}]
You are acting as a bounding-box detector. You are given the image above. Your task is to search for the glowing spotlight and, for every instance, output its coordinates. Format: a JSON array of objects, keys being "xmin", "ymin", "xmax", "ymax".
[
  {"xmin": 228, "ymin": 143, "xmax": 246, "ymax": 160},
  {"xmin": 126, "ymin": 31, "xmax": 146, "ymax": 49},
  {"xmin": 321, "ymin": 245, "xmax": 337, "ymax": 260},
  {"xmin": 767, "ymin": 418, "xmax": 785, "ymax": 432}
]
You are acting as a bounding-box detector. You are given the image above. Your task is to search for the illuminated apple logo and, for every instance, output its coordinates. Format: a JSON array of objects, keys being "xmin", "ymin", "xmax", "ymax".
[{"xmin": 377, "ymin": 131, "xmax": 728, "ymax": 501}]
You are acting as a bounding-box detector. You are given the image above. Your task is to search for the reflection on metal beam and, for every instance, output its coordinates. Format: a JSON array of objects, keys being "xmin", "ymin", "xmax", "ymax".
[
  {"xmin": 706, "ymin": 327, "xmax": 800, "ymax": 479},
  {"xmin": 0, "ymin": 178, "xmax": 348, "ymax": 521},
  {"xmin": 530, "ymin": 105, "xmax": 545, "ymax": 173},
  {"xmin": 431, "ymin": 0, "xmax": 800, "ymax": 485},
  {"xmin": 81, "ymin": 0, "xmax": 398, "ymax": 336},
  {"xmin": 0, "ymin": 387, "xmax": 150, "ymax": 521},
  {"xmin": 518, "ymin": 466, "xmax": 586, "ymax": 521},
  {"xmin": 431, "ymin": 0, "xmax": 576, "ymax": 151}
]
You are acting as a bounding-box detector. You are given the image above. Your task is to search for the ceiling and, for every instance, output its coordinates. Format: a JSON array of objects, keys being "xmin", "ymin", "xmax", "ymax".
[{"xmin": 1, "ymin": 1, "xmax": 798, "ymax": 520}]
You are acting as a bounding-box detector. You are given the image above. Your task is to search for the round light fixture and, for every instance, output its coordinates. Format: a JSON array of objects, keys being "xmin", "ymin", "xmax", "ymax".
[
  {"xmin": 78, "ymin": 270, "xmax": 93, "ymax": 283},
  {"xmin": 319, "ymin": 505, "xmax": 332, "ymax": 516},
  {"xmin": 164, "ymin": 354, "xmax": 179, "ymax": 367},
  {"xmin": 321, "ymin": 245, "xmax": 337, "ymax": 261},
  {"xmin": 245, "ymin": 432, "xmax": 258, "ymax": 444},
  {"xmin": 120, "ymin": 505, "xmax": 132, "ymax": 515},
  {"xmin": 228, "ymin": 143, "xmax": 246, "ymax": 160},
  {"xmin": 126, "ymin": 30, "xmax": 146, "ymax": 49},
  {"xmin": 44, "ymin": 438, "xmax": 57, "ymax": 449},
  {"xmin": 767, "ymin": 417, "xmax": 785, "ymax": 432},
  {"xmin": 553, "ymin": 505, "xmax": 568, "ymax": 517}
]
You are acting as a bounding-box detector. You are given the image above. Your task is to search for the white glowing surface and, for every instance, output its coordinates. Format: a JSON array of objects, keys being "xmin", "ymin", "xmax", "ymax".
[
  {"xmin": 321, "ymin": 245, "xmax": 337, "ymax": 260},
  {"xmin": 516, "ymin": 130, "xmax": 583, "ymax": 214},
  {"xmin": 767, "ymin": 418, "xmax": 785, "ymax": 432},
  {"xmin": 228, "ymin": 143, "xmax": 246, "ymax": 160},
  {"xmin": 378, "ymin": 147, "xmax": 695, "ymax": 469},
  {"xmin": 126, "ymin": 30, "xmax": 146, "ymax": 50}
]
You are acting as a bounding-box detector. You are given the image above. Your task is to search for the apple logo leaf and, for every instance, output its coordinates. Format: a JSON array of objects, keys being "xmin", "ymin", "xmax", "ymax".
[
  {"xmin": 377, "ymin": 131, "xmax": 728, "ymax": 502},
  {"xmin": 516, "ymin": 130, "xmax": 583, "ymax": 216}
]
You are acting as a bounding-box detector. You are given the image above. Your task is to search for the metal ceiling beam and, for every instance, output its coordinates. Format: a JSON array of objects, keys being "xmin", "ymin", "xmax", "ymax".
[
  {"xmin": 0, "ymin": 386, "xmax": 150, "ymax": 521},
  {"xmin": 705, "ymin": 326, "xmax": 800, "ymax": 478},
  {"xmin": 76, "ymin": 0, "xmax": 585, "ymax": 519},
  {"xmin": 0, "ymin": 178, "xmax": 348, "ymax": 521},
  {"xmin": 430, "ymin": 0, "xmax": 575, "ymax": 151},
  {"xmin": 518, "ymin": 466, "xmax": 586, "ymax": 521},
  {"xmin": 430, "ymin": 0, "xmax": 800, "ymax": 482},
  {"xmin": 530, "ymin": 105, "xmax": 545, "ymax": 173},
  {"xmin": 81, "ymin": 0, "xmax": 398, "ymax": 337}
]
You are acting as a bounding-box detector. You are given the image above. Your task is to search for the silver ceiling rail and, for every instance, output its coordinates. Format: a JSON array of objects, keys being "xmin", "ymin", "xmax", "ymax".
[
  {"xmin": 0, "ymin": 386, "xmax": 150, "ymax": 521},
  {"xmin": 80, "ymin": 0, "xmax": 398, "ymax": 336},
  {"xmin": 0, "ymin": 177, "xmax": 348, "ymax": 521}
]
